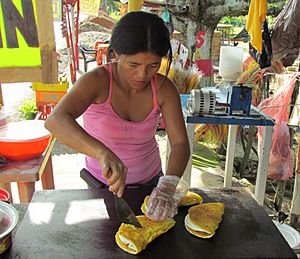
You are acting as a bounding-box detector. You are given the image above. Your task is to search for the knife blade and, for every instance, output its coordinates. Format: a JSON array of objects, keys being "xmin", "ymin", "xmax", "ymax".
[{"xmin": 115, "ymin": 195, "xmax": 142, "ymax": 228}]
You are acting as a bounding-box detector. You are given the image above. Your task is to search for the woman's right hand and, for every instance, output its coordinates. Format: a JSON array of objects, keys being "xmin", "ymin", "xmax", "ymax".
[{"xmin": 98, "ymin": 151, "xmax": 127, "ymax": 197}]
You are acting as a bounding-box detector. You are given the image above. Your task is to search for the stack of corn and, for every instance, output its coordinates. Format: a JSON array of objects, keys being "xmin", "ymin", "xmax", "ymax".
[{"xmin": 158, "ymin": 58, "xmax": 202, "ymax": 93}]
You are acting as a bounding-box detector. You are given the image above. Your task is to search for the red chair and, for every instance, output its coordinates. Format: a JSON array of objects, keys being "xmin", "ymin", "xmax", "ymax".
[{"xmin": 94, "ymin": 41, "xmax": 109, "ymax": 66}]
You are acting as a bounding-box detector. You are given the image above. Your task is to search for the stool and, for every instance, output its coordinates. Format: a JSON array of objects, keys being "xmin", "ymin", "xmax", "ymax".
[{"xmin": 0, "ymin": 138, "xmax": 56, "ymax": 203}]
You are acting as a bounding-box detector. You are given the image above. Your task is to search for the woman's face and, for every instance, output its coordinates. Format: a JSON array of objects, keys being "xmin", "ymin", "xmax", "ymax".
[{"xmin": 115, "ymin": 52, "xmax": 162, "ymax": 90}]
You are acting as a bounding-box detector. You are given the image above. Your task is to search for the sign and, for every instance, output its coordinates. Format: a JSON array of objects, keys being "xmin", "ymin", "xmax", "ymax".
[
  {"xmin": 0, "ymin": 0, "xmax": 40, "ymax": 67},
  {"xmin": 80, "ymin": 0, "xmax": 101, "ymax": 16},
  {"xmin": 194, "ymin": 30, "xmax": 213, "ymax": 77},
  {"xmin": 52, "ymin": 0, "xmax": 62, "ymax": 21},
  {"xmin": 0, "ymin": 0, "xmax": 58, "ymax": 84}
]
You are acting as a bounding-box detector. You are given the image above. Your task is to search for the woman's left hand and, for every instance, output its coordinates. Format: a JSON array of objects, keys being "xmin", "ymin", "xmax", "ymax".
[{"xmin": 145, "ymin": 175, "xmax": 181, "ymax": 221}]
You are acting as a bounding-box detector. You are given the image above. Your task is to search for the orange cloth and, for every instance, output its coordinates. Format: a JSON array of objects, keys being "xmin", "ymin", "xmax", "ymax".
[
  {"xmin": 128, "ymin": 0, "xmax": 143, "ymax": 12},
  {"xmin": 246, "ymin": 0, "xmax": 267, "ymax": 53}
]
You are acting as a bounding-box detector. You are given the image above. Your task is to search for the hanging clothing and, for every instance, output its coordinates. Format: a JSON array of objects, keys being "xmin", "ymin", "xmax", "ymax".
[
  {"xmin": 246, "ymin": 0, "xmax": 268, "ymax": 53},
  {"xmin": 270, "ymin": 0, "xmax": 300, "ymax": 67},
  {"xmin": 83, "ymin": 63, "xmax": 162, "ymax": 185}
]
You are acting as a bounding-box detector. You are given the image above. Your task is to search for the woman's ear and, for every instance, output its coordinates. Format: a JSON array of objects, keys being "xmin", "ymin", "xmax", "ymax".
[{"xmin": 109, "ymin": 50, "xmax": 118, "ymax": 60}]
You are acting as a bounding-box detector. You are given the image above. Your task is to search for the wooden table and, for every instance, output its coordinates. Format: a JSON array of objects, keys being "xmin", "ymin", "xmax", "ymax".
[
  {"xmin": 5, "ymin": 187, "xmax": 297, "ymax": 258},
  {"xmin": 0, "ymin": 138, "xmax": 55, "ymax": 203}
]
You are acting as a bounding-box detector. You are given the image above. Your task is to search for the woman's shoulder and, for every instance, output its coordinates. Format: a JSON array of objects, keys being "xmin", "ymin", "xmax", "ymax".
[
  {"xmin": 82, "ymin": 65, "xmax": 109, "ymax": 81},
  {"xmin": 156, "ymin": 73, "xmax": 179, "ymax": 94},
  {"xmin": 73, "ymin": 65, "xmax": 111, "ymax": 103},
  {"xmin": 155, "ymin": 73, "xmax": 180, "ymax": 107},
  {"xmin": 75, "ymin": 65, "xmax": 110, "ymax": 89}
]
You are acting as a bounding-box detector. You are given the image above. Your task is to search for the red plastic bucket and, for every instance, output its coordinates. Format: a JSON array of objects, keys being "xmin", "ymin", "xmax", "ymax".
[{"xmin": 0, "ymin": 189, "xmax": 10, "ymax": 202}]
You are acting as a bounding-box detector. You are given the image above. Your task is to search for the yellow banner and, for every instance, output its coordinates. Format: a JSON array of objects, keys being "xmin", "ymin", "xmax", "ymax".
[
  {"xmin": 80, "ymin": 0, "xmax": 101, "ymax": 16},
  {"xmin": 52, "ymin": 0, "xmax": 62, "ymax": 21},
  {"xmin": 0, "ymin": 0, "xmax": 41, "ymax": 68}
]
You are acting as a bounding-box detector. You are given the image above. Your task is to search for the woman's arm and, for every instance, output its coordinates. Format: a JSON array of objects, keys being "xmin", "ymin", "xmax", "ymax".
[
  {"xmin": 157, "ymin": 75, "xmax": 190, "ymax": 178},
  {"xmin": 45, "ymin": 67, "xmax": 109, "ymax": 158},
  {"xmin": 45, "ymin": 67, "xmax": 127, "ymax": 196},
  {"xmin": 145, "ymin": 75, "xmax": 190, "ymax": 221}
]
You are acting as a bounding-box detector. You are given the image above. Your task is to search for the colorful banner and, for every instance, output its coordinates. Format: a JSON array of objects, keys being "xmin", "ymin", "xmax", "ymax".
[
  {"xmin": 80, "ymin": 0, "xmax": 101, "ymax": 16},
  {"xmin": 0, "ymin": 0, "xmax": 41, "ymax": 67},
  {"xmin": 195, "ymin": 59, "xmax": 213, "ymax": 76}
]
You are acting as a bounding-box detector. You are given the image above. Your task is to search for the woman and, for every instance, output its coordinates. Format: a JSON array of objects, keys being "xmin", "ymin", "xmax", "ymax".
[{"xmin": 45, "ymin": 11, "xmax": 190, "ymax": 221}]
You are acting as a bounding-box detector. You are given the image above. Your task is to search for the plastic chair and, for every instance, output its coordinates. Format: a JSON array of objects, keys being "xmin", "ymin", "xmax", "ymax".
[{"xmin": 79, "ymin": 45, "xmax": 97, "ymax": 72}]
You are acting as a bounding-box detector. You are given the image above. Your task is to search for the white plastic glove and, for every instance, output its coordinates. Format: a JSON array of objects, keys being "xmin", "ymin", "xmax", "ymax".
[{"xmin": 145, "ymin": 175, "xmax": 189, "ymax": 221}]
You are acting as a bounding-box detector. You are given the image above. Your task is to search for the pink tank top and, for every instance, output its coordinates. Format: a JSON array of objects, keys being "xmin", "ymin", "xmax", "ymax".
[{"xmin": 83, "ymin": 63, "xmax": 162, "ymax": 185}]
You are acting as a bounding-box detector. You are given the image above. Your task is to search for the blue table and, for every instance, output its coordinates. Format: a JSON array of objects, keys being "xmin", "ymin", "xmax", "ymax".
[{"xmin": 167, "ymin": 93, "xmax": 275, "ymax": 205}]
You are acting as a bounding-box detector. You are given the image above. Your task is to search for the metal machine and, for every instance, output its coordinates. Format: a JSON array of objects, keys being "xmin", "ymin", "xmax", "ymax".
[
  {"xmin": 186, "ymin": 84, "xmax": 252, "ymax": 117},
  {"xmin": 186, "ymin": 89, "xmax": 216, "ymax": 116}
]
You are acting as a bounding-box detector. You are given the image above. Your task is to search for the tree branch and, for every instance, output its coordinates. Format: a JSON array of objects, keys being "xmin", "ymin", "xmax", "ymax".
[{"xmin": 204, "ymin": 0, "xmax": 249, "ymax": 19}]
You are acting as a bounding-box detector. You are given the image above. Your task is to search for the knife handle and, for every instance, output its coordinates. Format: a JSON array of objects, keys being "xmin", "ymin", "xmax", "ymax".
[{"xmin": 80, "ymin": 168, "xmax": 106, "ymax": 189}]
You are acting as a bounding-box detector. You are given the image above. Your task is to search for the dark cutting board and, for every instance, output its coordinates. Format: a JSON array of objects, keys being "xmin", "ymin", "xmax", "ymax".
[{"xmin": 8, "ymin": 187, "xmax": 296, "ymax": 259}]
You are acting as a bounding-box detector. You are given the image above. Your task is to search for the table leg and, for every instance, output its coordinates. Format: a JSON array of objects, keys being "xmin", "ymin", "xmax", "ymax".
[
  {"xmin": 224, "ymin": 125, "xmax": 238, "ymax": 187},
  {"xmin": 255, "ymin": 126, "xmax": 273, "ymax": 205},
  {"xmin": 41, "ymin": 155, "xmax": 55, "ymax": 189},
  {"xmin": 17, "ymin": 182, "xmax": 35, "ymax": 203},
  {"xmin": 183, "ymin": 124, "xmax": 195, "ymax": 185},
  {"xmin": 165, "ymin": 123, "xmax": 195, "ymax": 186}
]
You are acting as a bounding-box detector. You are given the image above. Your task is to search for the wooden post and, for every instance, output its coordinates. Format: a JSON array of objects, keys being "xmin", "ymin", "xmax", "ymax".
[
  {"xmin": 0, "ymin": 83, "xmax": 3, "ymax": 106},
  {"xmin": 288, "ymin": 75, "xmax": 299, "ymax": 229},
  {"xmin": 290, "ymin": 139, "xmax": 300, "ymax": 230},
  {"xmin": 273, "ymin": 180, "xmax": 286, "ymax": 212}
]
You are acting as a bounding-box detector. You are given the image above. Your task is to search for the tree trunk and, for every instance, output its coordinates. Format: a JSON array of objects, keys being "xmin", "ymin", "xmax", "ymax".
[{"xmin": 175, "ymin": 19, "xmax": 218, "ymax": 87}]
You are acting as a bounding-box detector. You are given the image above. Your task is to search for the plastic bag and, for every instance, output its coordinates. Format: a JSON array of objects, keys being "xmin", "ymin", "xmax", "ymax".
[
  {"xmin": 257, "ymin": 74, "xmax": 298, "ymax": 180},
  {"xmin": 267, "ymin": 122, "xmax": 294, "ymax": 180}
]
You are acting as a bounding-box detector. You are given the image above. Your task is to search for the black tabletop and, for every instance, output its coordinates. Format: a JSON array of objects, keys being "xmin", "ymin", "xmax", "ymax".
[{"xmin": 5, "ymin": 187, "xmax": 297, "ymax": 259}]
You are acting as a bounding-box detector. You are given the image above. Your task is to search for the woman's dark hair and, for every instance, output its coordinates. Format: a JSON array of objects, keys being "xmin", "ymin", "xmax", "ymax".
[{"xmin": 107, "ymin": 11, "xmax": 172, "ymax": 75}]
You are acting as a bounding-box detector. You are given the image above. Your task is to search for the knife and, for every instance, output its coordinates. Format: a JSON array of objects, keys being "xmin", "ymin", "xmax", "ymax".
[
  {"xmin": 80, "ymin": 169, "xmax": 142, "ymax": 228},
  {"xmin": 104, "ymin": 168, "xmax": 142, "ymax": 228},
  {"xmin": 115, "ymin": 195, "xmax": 142, "ymax": 228},
  {"xmin": 81, "ymin": 167, "xmax": 142, "ymax": 228}
]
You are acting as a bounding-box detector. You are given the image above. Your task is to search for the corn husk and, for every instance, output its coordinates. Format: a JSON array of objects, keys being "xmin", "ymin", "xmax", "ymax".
[{"xmin": 159, "ymin": 58, "xmax": 203, "ymax": 93}]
